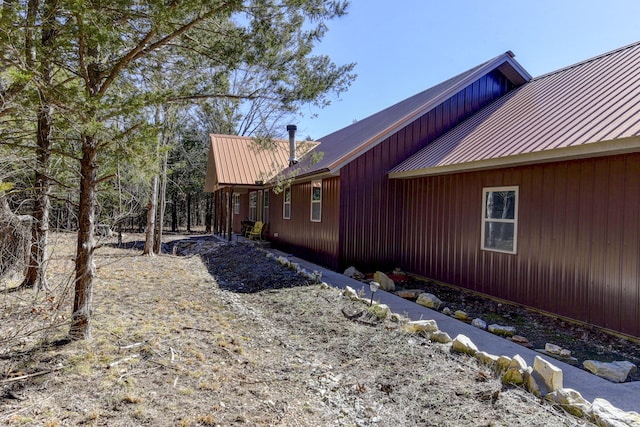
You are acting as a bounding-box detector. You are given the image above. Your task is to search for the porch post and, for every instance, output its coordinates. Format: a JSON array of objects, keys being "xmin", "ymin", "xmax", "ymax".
[{"xmin": 227, "ymin": 186, "xmax": 234, "ymax": 242}]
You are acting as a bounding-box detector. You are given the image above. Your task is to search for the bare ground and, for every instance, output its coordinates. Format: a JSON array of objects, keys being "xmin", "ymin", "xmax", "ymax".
[{"xmin": 0, "ymin": 232, "xmax": 593, "ymax": 426}]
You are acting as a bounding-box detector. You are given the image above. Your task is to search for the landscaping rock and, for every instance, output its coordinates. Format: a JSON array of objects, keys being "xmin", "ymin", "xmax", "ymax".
[
  {"xmin": 416, "ymin": 293, "xmax": 442, "ymax": 310},
  {"xmin": 395, "ymin": 289, "xmax": 422, "ymax": 299},
  {"xmin": 343, "ymin": 266, "xmax": 364, "ymax": 280},
  {"xmin": 590, "ymin": 398, "xmax": 640, "ymax": 427},
  {"xmin": 488, "ymin": 324, "xmax": 516, "ymax": 337},
  {"xmin": 497, "ymin": 355, "xmax": 512, "ymax": 371},
  {"xmin": 546, "ymin": 388, "xmax": 591, "ymax": 418},
  {"xmin": 532, "ymin": 356, "xmax": 563, "ymax": 395},
  {"xmin": 442, "ymin": 307, "xmax": 451, "ymax": 315},
  {"xmin": 471, "ymin": 318, "xmax": 487, "ymax": 329},
  {"xmin": 373, "ymin": 271, "xmax": 395, "ymax": 292},
  {"xmin": 404, "ymin": 319, "xmax": 439, "ymax": 334},
  {"xmin": 583, "ymin": 360, "xmax": 637, "ymax": 383},
  {"xmin": 452, "ymin": 334, "xmax": 478, "ymax": 356},
  {"xmin": 545, "ymin": 343, "xmax": 563, "ymax": 354},
  {"xmin": 502, "ymin": 355, "xmax": 528, "ymax": 386},
  {"xmin": 453, "ymin": 310, "xmax": 471, "ymax": 321},
  {"xmin": 475, "ymin": 351, "xmax": 499, "ymax": 367},
  {"xmin": 429, "ymin": 331, "xmax": 452, "ymax": 344},
  {"xmin": 511, "ymin": 335, "xmax": 532, "ymax": 347},
  {"xmin": 343, "ymin": 286, "xmax": 360, "ymax": 301}
]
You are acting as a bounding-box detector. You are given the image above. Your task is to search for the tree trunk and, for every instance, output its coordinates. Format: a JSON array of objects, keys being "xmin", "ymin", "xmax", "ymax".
[
  {"xmin": 154, "ymin": 150, "xmax": 168, "ymax": 254},
  {"xmin": 171, "ymin": 193, "xmax": 178, "ymax": 232},
  {"xmin": 186, "ymin": 192, "xmax": 192, "ymax": 232},
  {"xmin": 143, "ymin": 174, "xmax": 158, "ymax": 256},
  {"xmin": 70, "ymin": 135, "xmax": 98, "ymax": 340},
  {"xmin": 20, "ymin": 0, "xmax": 55, "ymax": 292}
]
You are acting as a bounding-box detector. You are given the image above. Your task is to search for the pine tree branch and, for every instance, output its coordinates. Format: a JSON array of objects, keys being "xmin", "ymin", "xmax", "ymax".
[{"xmin": 99, "ymin": 1, "xmax": 238, "ymax": 96}]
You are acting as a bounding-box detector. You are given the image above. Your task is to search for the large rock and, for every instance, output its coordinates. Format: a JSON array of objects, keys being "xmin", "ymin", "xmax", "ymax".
[
  {"xmin": 373, "ymin": 271, "xmax": 395, "ymax": 292},
  {"xmin": 343, "ymin": 286, "xmax": 360, "ymax": 301},
  {"xmin": 430, "ymin": 330, "xmax": 452, "ymax": 343},
  {"xmin": 453, "ymin": 310, "xmax": 471, "ymax": 321},
  {"xmin": 416, "ymin": 293, "xmax": 442, "ymax": 310},
  {"xmin": 546, "ymin": 388, "xmax": 591, "ymax": 418},
  {"xmin": 590, "ymin": 398, "xmax": 640, "ymax": 427},
  {"xmin": 343, "ymin": 266, "xmax": 364, "ymax": 280},
  {"xmin": 452, "ymin": 334, "xmax": 478, "ymax": 355},
  {"xmin": 404, "ymin": 319, "xmax": 439, "ymax": 333},
  {"xmin": 471, "ymin": 318, "xmax": 487, "ymax": 330},
  {"xmin": 531, "ymin": 356, "xmax": 563, "ymax": 395},
  {"xmin": 488, "ymin": 324, "xmax": 517, "ymax": 337},
  {"xmin": 583, "ymin": 360, "xmax": 637, "ymax": 383},
  {"xmin": 475, "ymin": 351, "xmax": 499, "ymax": 367},
  {"xmin": 502, "ymin": 354, "xmax": 528, "ymax": 386}
]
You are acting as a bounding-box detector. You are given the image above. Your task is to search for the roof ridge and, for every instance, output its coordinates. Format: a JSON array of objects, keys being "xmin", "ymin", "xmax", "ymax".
[{"xmin": 534, "ymin": 39, "xmax": 640, "ymax": 81}]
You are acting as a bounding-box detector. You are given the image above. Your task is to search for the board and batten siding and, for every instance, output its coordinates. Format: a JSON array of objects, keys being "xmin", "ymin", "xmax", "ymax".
[
  {"xmin": 396, "ymin": 153, "xmax": 640, "ymax": 338},
  {"xmin": 339, "ymin": 70, "xmax": 516, "ymax": 271},
  {"xmin": 268, "ymin": 177, "xmax": 340, "ymax": 270}
]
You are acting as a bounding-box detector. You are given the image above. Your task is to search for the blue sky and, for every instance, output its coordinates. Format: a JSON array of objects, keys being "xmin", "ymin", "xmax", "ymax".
[{"xmin": 296, "ymin": 0, "xmax": 640, "ymax": 139}]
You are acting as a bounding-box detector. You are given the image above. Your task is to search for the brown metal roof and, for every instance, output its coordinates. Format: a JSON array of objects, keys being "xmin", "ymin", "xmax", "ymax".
[
  {"xmin": 204, "ymin": 134, "xmax": 317, "ymax": 191},
  {"xmin": 389, "ymin": 41, "xmax": 640, "ymax": 178},
  {"xmin": 280, "ymin": 52, "xmax": 531, "ymax": 179}
]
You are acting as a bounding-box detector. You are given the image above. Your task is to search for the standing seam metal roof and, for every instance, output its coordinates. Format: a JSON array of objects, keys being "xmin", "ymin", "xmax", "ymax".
[
  {"xmin": 389, "ymin": 41, "xmax": 640, "ymax": 177},
  {"xmin": 205, "ymin": 134, "xmax": 317, "ymax": 189},
  {"xmin": 279, "ymin": 51, "xmax": 531, "ymax": 179}
]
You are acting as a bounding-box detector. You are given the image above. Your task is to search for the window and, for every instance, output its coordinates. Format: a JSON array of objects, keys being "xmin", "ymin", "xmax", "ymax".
[
  {"xmin": 263, "ymin": 190, "xmax": 270, "ymax": 222},
  {"xmin": 283, "ymin": 186, "xmax": 291, "ymax": 219},
  {"xmin": 481, "ymin": 186, "xmax": 518, "ymax": 254},
  {"xmin": 249, "ymin": 191, "xmax": 257, "ymax": 221},
  {"xmin": 233, "ymin": 193, "xmax": 240, "ymax": 215},
  {"xmin": 310, "ymin": 180, "xmax": 322, "ymax": 222}
]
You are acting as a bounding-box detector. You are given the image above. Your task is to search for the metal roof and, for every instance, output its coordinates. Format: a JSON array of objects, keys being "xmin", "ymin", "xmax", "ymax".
[
  {"xmin": 280, "ymin": 52, "xmax": 531, "ymax": 179},
  {"xmin": 204, "ymin": 134, "xmax": 317, "ymax": 191},
  {"xmin": 389, "ymin": 41, "xmax": 640, "ymax": 178}
]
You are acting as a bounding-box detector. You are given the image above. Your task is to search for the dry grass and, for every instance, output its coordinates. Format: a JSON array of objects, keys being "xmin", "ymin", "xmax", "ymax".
[{"xmin": 0, "ymin": 233, "xmax": 592, "ymax": 426}]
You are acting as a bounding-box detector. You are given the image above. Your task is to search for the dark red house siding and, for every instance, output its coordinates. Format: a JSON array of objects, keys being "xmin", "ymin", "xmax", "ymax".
[
  {"xmin": 339, "ymin": 70, "xmax": 515, "ymax": 271},
  {"xmin": 268, "ymin": 177, "xmax": 341, "ymax": 270},
  {"xmin": 396, "ymin": 153, "xmax": 640, "ymax": 338}
]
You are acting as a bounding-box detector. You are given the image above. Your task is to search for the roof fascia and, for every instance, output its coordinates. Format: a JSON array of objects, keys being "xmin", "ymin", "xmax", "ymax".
[
  {"xmin": 388, "ymin": 136, "xmax": 640, "ymax": 179},
  {"xmin": 326, "ymin": 54, "xmax": 532, "ymax": 174}
]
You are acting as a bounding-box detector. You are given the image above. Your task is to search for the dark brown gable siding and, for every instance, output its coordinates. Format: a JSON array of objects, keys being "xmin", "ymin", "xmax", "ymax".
[
  {"xmin": 397, "ymin": 153, "xmax": 640, "ymax": 338},
  {"xmin": 339, "ymin": 70, "xmax": 515, "ymax": 271},
  {"xmin": 267, "ymin": 177, "xmax": 340, "ymax": 269}
]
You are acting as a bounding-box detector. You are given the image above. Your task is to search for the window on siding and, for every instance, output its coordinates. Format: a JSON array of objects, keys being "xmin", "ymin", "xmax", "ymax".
[
  {"xmin": 263, "ymin": 190, "xmax": 269, "ymax": 222},
  {"xmin": 310, "ymin": 180, "xmax": 322, "ymax": 222},
  {"xmin": 481, "ymin": 186, "xmax": 518, "ymax": 254},
  {"xmin": 249, "ymin": 191, "xmax": 257, "ymax": 221},
  {"xmin": 283, "ymin": 186, "xmax": 291, "ymax": 219},
  {"xmin": 233, "ymin": 193, "xmax": 240, "ymax": 215}
]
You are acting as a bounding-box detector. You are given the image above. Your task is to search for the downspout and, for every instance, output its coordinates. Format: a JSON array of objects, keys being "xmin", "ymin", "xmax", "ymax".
[{"xmin": 287, "ymin": 125, "xmax": 297, "ymax": 166}]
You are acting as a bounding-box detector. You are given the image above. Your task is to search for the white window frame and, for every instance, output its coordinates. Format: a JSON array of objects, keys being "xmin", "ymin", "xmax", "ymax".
[
  {"xmin": 481, "ymin": 186, "xmax": 518, "ymax": 254},
  {"xmin": 283, "ymin": 186, "xmax": 291, "ymax": 220},
  {"xmin": 233, "ymin": 193, "xmax": 240, "ymax": 215},
  {"xmin": 249, "ymin": 191, "xmax": 257, "ymax": 221},
  {"xmin": 310, "ymin": 180, "xmax": 322, "ymax": 222},
  {"xmin": 263, "ymin": 190, "xmax": 269, "ymax": 222}
]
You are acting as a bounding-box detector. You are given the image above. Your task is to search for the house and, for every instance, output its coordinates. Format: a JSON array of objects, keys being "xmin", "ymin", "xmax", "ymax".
[
  {"xmin": 204, "ymin": 134, "xmax": 315, "ymax": 239},
  {"xmin": 205, "ymin": 41, "xmax": 640, "ymax": 339}
]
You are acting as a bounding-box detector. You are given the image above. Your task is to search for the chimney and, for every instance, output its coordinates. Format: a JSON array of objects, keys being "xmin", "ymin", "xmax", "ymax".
[{"xmin": 287, "ymin": 124, "xmax": 297, "ymax": 166}]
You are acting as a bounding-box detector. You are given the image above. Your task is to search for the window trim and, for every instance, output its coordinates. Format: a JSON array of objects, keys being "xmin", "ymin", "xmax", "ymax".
[
  {"xmin": 283, "ymin": 186, "xmax": 291, "ymax": 220},
  {"xmin": 248, "ymin": 191, "xmax": 257, "ymax": 221},
  {"xmin": 263, "ymin": 190, "xmax": 269, "ymax": 222},
  {"xmin": 481, "ymin": 186, "xmax": 518, "ymax": 254},
  {"xmin": 310, "ymin": 180, "xmax": 322, "ymax": 222},
  {"xmin": 233, "ymin": 193, "xmax": 240, "ymax": 215}
]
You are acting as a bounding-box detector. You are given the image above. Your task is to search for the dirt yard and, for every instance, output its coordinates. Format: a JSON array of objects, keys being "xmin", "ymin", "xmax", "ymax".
[{"xmin": 0, "ymin": 233, "xmax": 593, "ymax": 426}]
